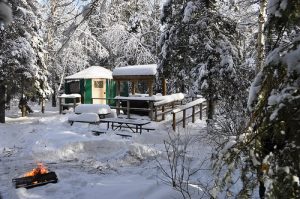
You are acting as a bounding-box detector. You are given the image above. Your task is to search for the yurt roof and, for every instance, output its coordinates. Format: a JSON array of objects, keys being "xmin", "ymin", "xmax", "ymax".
[{"xmin": 65, "ymin": 66, "xmax": 113, "ymax": 80}]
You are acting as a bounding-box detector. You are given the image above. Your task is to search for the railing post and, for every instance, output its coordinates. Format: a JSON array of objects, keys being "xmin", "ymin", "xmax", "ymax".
[
  {"xmin": 116, "ymin": 81, "xmax": 121, "ymax": 115},
  {"xmin": 127, "ymin": 100, "xmax": 130, "ymax": 119},
  {"xmin": 172, "ymin": 113, "xmax": 176, "ymax": 131},
  {"xmin": 183, "ymin": 109, "xmax": 186, "ymax": 128},
  {"xmin": 155, "ymin": 106, "xmax": 158, "ymax": 121},
  {"xmin": 192, "ymin": 106, "xmax": 195, "ymax": 123},
  {"xmin": 73, "ymin": 98, "xmax": 76, "ymax": 112},
  {"xmin": 116, "ymin": 100, "xmax": 120, "ymax": 115},
  {"xmin": 162, "ymin": 105, "xmax": 165, "ymax": 120},
  {"xmin": 200, "ymin": 103, "xmax": 203, "ymax": 120}
]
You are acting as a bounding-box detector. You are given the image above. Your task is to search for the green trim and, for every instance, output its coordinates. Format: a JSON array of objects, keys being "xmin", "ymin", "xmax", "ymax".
[
  {"xmin": 106, "ymin": 79, "xmax": 117, "ymax": 106},
  {"xmin": 84, "ymin": 79, "xmax": 92, "ymax": 104}
]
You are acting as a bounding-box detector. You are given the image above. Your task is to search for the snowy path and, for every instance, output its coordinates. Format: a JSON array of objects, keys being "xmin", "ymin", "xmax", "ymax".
[{"xmin": 0, "ymin": 105, "xmax": 212, "ymax": 199}]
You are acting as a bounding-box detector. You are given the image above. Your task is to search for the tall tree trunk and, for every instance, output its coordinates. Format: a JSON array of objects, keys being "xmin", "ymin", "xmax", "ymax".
[
  {"xmin": 52, "ymin": 81, "xmax": 57, "ymax": 107},
  {"xmin": 256, "ymin": 1, "xmax": 268, "ymax": 197},
  {"xmin": 0, "ymin": 83, "xmax": 6, "ymax": 123},
  {"xmin": 207, "ymin": 94, "xmax": 215, "ymax": 120},
  {"xmin": 5, "ymin": 86, "xmax": 11, "ymax": 110},
  {"xmin": 256, "ymin": 0, "xmax": 267, "ymax": 73},
  {"xmin": 47, "ymin": 0, "xmax": 58, "ymax": 107}
]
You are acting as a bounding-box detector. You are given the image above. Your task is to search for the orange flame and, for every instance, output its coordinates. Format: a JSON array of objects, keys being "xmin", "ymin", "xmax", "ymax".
[{"xmin": 24, "ymin": 163, "xmax": 48, "ymax": 177}]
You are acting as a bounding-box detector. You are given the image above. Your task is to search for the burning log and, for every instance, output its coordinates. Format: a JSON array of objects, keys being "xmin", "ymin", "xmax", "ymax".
[{"xmin": 12, "ymin": 163, "xmax": 58, "ymax": 189}]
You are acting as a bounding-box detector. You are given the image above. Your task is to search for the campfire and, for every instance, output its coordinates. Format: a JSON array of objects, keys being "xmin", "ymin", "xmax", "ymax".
[
  {"xmin": 12, "ymin": 163, "xmax": 58, "ymax": 189},
  {"xmin": 24, "ymin": 163, "xmax": 49, "ymax": 177}
]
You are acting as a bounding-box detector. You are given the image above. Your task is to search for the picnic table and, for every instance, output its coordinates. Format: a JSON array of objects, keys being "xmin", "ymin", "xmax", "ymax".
[
  {"xmin": 68, "ymin": 104, "xmax": 113, "ymax": 125},
  {"xmin": 75, "ymin": 104, "xmax": 111, "ymax": 118},
  {"xmin": 99, "ymin": 118, "xmax": 151, "ymax": 134}
]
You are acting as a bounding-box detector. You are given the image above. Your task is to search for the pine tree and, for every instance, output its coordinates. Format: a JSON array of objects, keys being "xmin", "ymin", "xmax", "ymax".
[
  {"xmin": 0, "ymin": 0, "xmax": 51, "ymax": 122},
  {"xmin": 247, "ymin": 0, "xmax": 300, "ymax": 197},
  {"xmin": 213, "ymin": 0, "xmax": 300, "ymax": 198},
  {"xmin": 158, "ymin": 0, "xmax": 241, "ymax": 119},
  {"xmin": 88, "ymin": 0, "xmax": 160, "ymax": 68}
]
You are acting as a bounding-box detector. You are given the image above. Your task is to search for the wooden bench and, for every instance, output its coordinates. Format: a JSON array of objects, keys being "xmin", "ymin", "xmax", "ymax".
[
  {"xmin": 113, "ymin": 124, "xmax": 155, "ymax": 132},
  {"xmin": 68, "ymin": 113, "xmax": 100, "ymax": 126},
  {"xmin": 99, "ymin": 118, "xmax": 151, "ymax": 134},
  {"xmin": 92, "ymin": 129, "xmax": 132, "ymax": 138}
]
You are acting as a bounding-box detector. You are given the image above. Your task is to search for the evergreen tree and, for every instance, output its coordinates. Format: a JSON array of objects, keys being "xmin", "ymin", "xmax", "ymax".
[
  {"xmin": 213, "ymin": 1, "xmax": 300, "ymax": 198},
  {"xmin": 0, "ymin": 0, "xmax": 51, "ymax": 123},
  {"xmin": 88, "ymin": 0, "xmax": 160, "ymax": 68},
  {"xmin": 158, "ymin": 0, "xmax": 241, "ymax": 119}
]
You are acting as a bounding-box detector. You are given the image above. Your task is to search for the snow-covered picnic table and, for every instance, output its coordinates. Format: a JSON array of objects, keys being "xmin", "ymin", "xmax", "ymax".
[
  {"xmin": 68, "ymin": 104, "xmax": 112, "ymax": 125},
  {"xmin": 74, "ymin": 104, "xmax": 111, "ymax": 116}
]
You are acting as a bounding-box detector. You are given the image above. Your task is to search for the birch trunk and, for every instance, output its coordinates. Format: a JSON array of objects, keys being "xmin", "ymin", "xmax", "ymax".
[
  {"xmin": 46, "ymin": 0, "xmax": 58, "ymax": 107},
  {"xmin": 256, "ymin": 0, "xmax": 267, "ymax": 73}
]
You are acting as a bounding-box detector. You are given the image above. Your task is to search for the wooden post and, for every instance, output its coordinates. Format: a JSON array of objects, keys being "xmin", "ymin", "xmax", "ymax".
[
  {"xmin": 192, "ymin": 106, "xmax": 195, "ymax": 123},
  {"xmin": 183, "ymin": 110, "xmax": 186, "ymax": 128},
  {"xmin": 155, "ymin": 107, "xmax": 158, "ymax": 121},
  {"xmin": 127, "ymin": 100, "xmax": 130, "ymax": 119},
  {"xmin": 162, "ymin": 78, "xmax": 166, "ymax": 121},
  {"xmin": 149, "ymin": 101, "xmax": 154, "ymax": 121},
  {"xmin": 162, "ymin": 78, "xmax": 167, "ymax": 96},
  {"xmin": 200, "ymin": 103, "xmax": 203, "ymax": 120},
  {"xmin": 172, "ymin": 113, "xmax": 176, "ymax": 131},
  {"xmin": 148, "ymin": 80, "xmax": 153, "ymax": 96},
  {"xmin": 162, "ymin": 106, "xmax": 165, "ymax": 121},
  {"xmin": 132, "ymin": 81, "xmax": 136, "ymax": 95},
  {"xmin": 116, "ymin": 81, "xmax": 121, "ymax": 115}
]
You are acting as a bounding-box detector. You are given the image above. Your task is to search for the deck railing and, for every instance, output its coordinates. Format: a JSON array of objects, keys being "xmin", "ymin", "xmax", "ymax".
[{"xmin": 171, "ymin": 98, "xmax": 206, "ymax": 131}]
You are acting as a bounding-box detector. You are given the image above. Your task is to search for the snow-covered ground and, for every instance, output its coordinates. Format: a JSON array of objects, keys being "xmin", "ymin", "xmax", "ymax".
[{"xmin": 0, "ymin": 103, "xmax": 211, "ymax": 199}]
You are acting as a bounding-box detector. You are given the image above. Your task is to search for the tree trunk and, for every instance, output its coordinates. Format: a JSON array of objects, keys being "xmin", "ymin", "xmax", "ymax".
[
  {"xmin": 207, "ymin": 97, "xmax": 215, "ymax": 120},
  {"xmin": 41, "ymin": 97, "xmax": 45, "ymax": 113},
  {"xmin": 256, "ymin": 0, "xmax": 267, "ymax": 73},
  {"xmin": 0, "ymin": 83, "xmax": 6, "ymax": 123},
  {"xmin": 52, "ymin": 81, "xmax": 57, "ymax": 107},
  {"xmin": 5, "ymin": 87, "xmax": 11, "ymax": 110}
]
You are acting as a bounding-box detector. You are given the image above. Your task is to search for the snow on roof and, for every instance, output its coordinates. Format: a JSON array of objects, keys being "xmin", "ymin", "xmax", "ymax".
[
  {"xmin": 65, "ymin": 66, "xmax": 113, "ymax": 80},
  {"xmin": 112, "ymin": 64, "xmax": 157, "ymax": 77},
  {"xmin": 114, "ymin": 93, "xmax": 185, "ymax": 104}
]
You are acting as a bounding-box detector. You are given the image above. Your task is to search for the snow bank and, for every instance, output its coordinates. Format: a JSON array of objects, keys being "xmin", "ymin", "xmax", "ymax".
[
  {"xmin": 128, "ymin": 143, "xmax": 160, "ymax": 160},
  {"xmin": 112, "ymin": 64, "xmax": 157, "ymax": 76}
]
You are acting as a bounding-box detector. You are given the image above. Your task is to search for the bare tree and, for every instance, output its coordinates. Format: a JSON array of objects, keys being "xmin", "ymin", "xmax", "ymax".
[{"xmin": 156, "ymin": 130, "xmax": 213, "ymax": 199}]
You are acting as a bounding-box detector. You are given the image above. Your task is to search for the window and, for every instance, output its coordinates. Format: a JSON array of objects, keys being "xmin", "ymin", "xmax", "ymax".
[
  {"xmin": 94, "ymin": 81, "xmax": 104, "ymax": 88},
  {"xmin": 69, "ymin": 81, "xmax": 80, "ymax": 93}
]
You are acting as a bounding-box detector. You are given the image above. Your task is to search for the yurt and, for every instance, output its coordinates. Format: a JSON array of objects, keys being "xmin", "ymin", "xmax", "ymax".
[{"xmin": 64, "ymin": 66, "xmax": 116, "ymax": 105}]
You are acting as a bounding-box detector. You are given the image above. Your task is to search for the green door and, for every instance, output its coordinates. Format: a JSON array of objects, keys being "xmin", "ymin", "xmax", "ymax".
[
  {"xmin": 84, "ymin": 79, "xmax": 92, "ymax": 104},
  {"xmin": 106, "ymin": 79, "xmax": 116, "ymax": 106}
]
